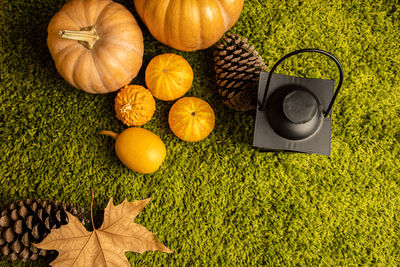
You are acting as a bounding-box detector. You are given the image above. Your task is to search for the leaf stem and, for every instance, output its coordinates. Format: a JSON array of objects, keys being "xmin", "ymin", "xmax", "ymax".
[{"xmin": 90, "ymin": 191, "xmax": 95, "ymax": 230}]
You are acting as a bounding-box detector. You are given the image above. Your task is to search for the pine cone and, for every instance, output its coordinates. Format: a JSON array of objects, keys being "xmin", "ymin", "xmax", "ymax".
[
  {"xmin": 214, "ymin": 33, "xmax": 266, "ymax": 111},
  {"xmin": 0, "ymin": 199, "xmax": 85, "ymax": 262}
]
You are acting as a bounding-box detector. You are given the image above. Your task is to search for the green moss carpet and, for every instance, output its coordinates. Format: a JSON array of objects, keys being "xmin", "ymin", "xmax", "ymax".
[{"xmin": 1, "ymin": 0, "xmax": 400, "ymax": 266}]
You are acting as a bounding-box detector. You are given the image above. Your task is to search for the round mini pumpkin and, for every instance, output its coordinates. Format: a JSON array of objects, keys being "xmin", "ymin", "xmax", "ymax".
[
  {"xmin": 134, "ymin": 0, "xmax": 244, "ymax": 51},
  {"xmin": 115, "ymin": 85, "xmax": 156, "ymax": 126},
  {"xmin": 168, "ymin": 97, "xmax": 215, "ymax": 142},
  {"xmin": 145, "ymin": 54, "xmax": 193, "ymax": 101},
  {"xmin": 47, "ymin": 0, "xmax": 144, "ymax": 93}
]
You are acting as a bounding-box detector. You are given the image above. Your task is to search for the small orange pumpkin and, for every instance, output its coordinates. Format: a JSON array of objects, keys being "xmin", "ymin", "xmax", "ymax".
[
  {"xmin": 145, "ymin": 54, "xmax": 193, "ymax": 101},
  {"xmin": 134, "ymin": 0, "xmax": 244, "ymax": 51},
  {"xmin": 47, "ymin": 0, "xmax": 144, "ymax": 93},
  {"xmin": 115, "ymin": 85, "xmax": 156, "ymax": 126},
  {"xmin": 168, "ymin": 97, "xmax": 215, "ymax": 142}
]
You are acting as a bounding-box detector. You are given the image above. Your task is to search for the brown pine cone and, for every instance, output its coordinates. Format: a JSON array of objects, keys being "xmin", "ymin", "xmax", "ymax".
[
  {"xmin": 214, "ymin": 33, "xmax": 266, "ymax": 111},
  {"xmin": 0, "ymin": 199, "xmax": 85, "ymax": 262}
]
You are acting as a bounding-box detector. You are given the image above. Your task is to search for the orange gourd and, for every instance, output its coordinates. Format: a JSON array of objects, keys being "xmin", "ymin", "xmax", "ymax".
[
  {"xmin": 47, "ymin": 0, "xmax": 144, "ymax": 93},
  {"xmin": 134, "ymin": 0, "xmax": 244, "ymax": 51},
  {"xmin": 115, "ymin": 85, "xmax": 156, "ymax": 126},
  {"xmin": 145, "ymin": 54, "xmax": 193, "ymax": 101},
  {"xmin": 168, "ymin": 97, "xmax": 215, "ymax": 142},
  {"xmin": 100, "ymin": 128, "xmax": 166, "ymax": 174}
]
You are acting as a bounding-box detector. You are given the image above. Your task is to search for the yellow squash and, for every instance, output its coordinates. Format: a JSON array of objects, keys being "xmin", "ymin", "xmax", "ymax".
[{"xmin": 100, "ymin": 128, "xmax": 166, "ymax": 174}]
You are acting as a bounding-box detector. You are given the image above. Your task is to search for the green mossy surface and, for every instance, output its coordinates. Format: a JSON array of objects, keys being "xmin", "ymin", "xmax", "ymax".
[{"xmin": 1, "ymin": 0, "xmax": 400, "ymax": 266}]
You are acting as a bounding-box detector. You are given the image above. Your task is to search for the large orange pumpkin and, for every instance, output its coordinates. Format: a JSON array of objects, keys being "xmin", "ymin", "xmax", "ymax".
[
  {"xmin": 145, "ymin": 53, "xmax": 193, "ymax": 101},
  {"xmin": 168, "ymin": 97, "xmax": 215, "ymax": 142},
  {"xmin": 134, "ymin": 0, "xmax": 244, "ymax": 51},
  {"xmin": 47, "ymin": 0, "xmax": 144, "ymax": 93}
]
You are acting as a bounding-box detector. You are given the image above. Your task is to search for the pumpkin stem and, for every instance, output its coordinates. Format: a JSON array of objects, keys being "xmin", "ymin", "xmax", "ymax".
[
  {"xmin": 59, "ymin": 26, "xmax": 99, "ymax": 49},
  {"xmin": 121, "ymin": 103, "xmax": 132, "ymax": 113},
  {"xmin": 99, "ymin": 130, "xmax": 119, "ymax": 140}
]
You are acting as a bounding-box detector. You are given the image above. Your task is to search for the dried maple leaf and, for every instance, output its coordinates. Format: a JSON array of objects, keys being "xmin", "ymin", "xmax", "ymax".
[{"xmin": 34, "ymin": 193, "xmax": 172, "ymax": 266}]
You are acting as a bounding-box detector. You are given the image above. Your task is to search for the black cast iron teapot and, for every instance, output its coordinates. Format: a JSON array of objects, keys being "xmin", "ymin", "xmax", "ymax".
[{"xmin": 253, "ymin": 49, "xmax": 344, "ymax": 155}]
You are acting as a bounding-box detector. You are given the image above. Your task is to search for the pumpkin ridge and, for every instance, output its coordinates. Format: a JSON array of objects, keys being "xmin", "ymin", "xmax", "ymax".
[
  {"xmin": 101, "ymin": 44, "xmax": 136, "ymax": 78},
  {"xmin": 86, "ymin": 0, "xmax": 113, "ymax": 25},
  {"xmin": 61, "ymin": 3, "xmax": 83, "ymax": 28},
  {"xmin": 57, "ymin": 48, "xmax": 84, "ymax": 89},
  {"xmin": 165, "ymin": 71, "xmax": 192, "ymax": 85},
  {"xmin": 181, "ymin": 103, "xmax": 195, "ymax": 114},
  {"xmin": 164, "ymin": 75, "xmax": 183, "ymax": 96},
  {"xmin": 170, "ymin": 115, "xmax": 190, "ymax": 130},
  {"xmin": 75, "ymin": 0, "xmax": 91, "ymax": 26},
  {"xmin": 197, "ymin": 119, "xmax": 214, "ymax": 133},
  {"xmin": 100, "ymin": 21, "xmax": 140, "ymax": 31},
  {"xmin": 52, "ymin": 11, "xmax": 79, "ymax": 32},
  {"xmin": 214, "ymin": 0, "xmax": 228, "ymax": 30},
  {"xmin": 154, "ymin": 74, "xmax": 164, "ymax": 98},
  {"xmin": 91, "ymin": 49, "xmax": 108, "ymax": 91},
  {"xmin": 197, "ymin": 113, "xmax": 214, "ymax": 120},
  {"xmin": 103, "ymin": 38, "xmax": 143, "ymax": 58},
  {"xmin": 101, "ymin": 46, "xmax": 132, "ymax": 89},
  {"xmin": 188, "ymin": 119, "xmax": 200, "ymax": 140},
  {"xmin": 144, "ymin": 0, "xmax": 166, "ymax": 41},
  {"xmin": 165, "ymin": 61, "xmax": 190, "ymax": 73},
  {"xmin": 94, "ymin": 1, "xmax": 115, "ymax": 26},
  {"xmin": 196, "ymin": 0, "xmax": 202, "ymax": 50},
  {"xmin": 195, "ymin": 105, "xmax": 212, "ymax": 114},
  {"xmin": 54, "ymin": 42, "xmax": 76, "ymax": 58},
  {"xmin": 97, "ymin": 7, "xmax": 135, "ymax": 33},
  {"xmin": 164, "ymin": 53, "xmax": 174, "ymax": 68},
  {"xmin": 163, "ymin": 1, "xmax": 175, "ymax": 49},
  {"xmin": 54, "ymin": 42, "xmax": 79, "ymax": 62},
  {"xmin": 83, "ymin": 0, "xmax": 102, "ymax": 25},
  {"xmin": 72, "ymin": 50, "xmax": 93, "ymax": 92},
  {"xmin": 81, "ymin": 0, "xmax": 91, "ymax": 27},
  {"xmin": 177, "ymin": 120, "xmax": 192, "ymax": 140},
  {"xmin": 178, "ymin": 0, "xmax": 185, "ymax": 49}
]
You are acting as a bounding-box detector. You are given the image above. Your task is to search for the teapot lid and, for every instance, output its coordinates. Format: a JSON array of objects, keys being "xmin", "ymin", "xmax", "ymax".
[
  {"xmin": 266, "ymin": 86, "xmax": 322, "ymax": 140},
  {"xmin": 283, "ymin": 90, "xmax": 318, "ymax": 124}
]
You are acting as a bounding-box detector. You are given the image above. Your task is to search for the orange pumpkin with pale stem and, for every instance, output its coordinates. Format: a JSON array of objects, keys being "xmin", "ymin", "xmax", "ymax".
[
  {"xmin": 169, "ymin": 97, "xmax": 215, "ymax": 142},
  {"xmin": 47, "ymin": 0, "xmax": 143, "ymax": 93},
  {"xmin": 134, "ymin": 0, "xmax": 244, "ymax": 51},
  {"xmin": 145, "ymin": 54, "xmax": 193, "ymax": 101}
]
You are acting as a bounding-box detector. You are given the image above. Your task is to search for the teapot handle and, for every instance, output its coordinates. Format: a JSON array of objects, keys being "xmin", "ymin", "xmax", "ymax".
[{"xmin": 259, "ymin": 49, "xmax": 343, "ymax": 118}]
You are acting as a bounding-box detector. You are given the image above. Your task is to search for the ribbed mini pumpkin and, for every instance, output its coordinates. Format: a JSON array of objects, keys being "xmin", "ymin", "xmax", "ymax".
[
  {"xmin": 145, "ymin": 54, "xmax": 193, "ymax": 101},
  {"xmin": 168, "ymin": 97, "xmax": 215, "ymax": 142},
  {"xmin": 115, "ymin": 85, "xmax": 156, "ymax": 126},
  {"xmin": 47, "ymin": 0, "xmax": 144, "ymax": 93}
]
